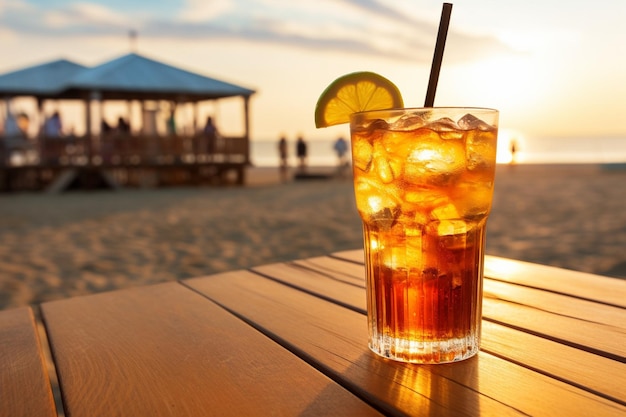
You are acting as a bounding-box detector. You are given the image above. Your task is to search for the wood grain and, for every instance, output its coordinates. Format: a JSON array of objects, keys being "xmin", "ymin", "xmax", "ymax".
[
  {"xmin": 483, "ymin": 278, "xmax": 626, "ymax": 329},
  {"xmin": 483, "ymin": 256, "xmax": 626, "ymax": 308},
  {"xmin": 252, "ymin": 261, "xmax": 366, "ymax": 313},
  {"xmin": 332, "ymin": 249, "xmax": 365, "ymax": 264},
  {"xmin": 185, "ymin": 270, "xmax": 626, "ymax": 416},
  {"xmin": 329, "ymin": 251, "xmax": 626, "ymax": 357},
  {"xmin": 0, "ymin": 307, "xmax": 56, "ymax": 417},
  {"xmin": 333, "ymin": 250, "xmax": 626, "ymax": 308},
  {"xmin": 295, "ymin": 253, "xmax": 626, "ymax": 398},
  {"xmin": 41, "ymin": 282, "xmax": 382, "ymax": 417},
  {"xmin": 481, "ymin": 321, "xmax": 626, "ymax": 405},
  {"xmin": 482, "ymin": 298, "xmax": 626, "ymax": 359},
  {"xmin": 292, "ymin": 256, "xmax": 366, "ymax": 286}
]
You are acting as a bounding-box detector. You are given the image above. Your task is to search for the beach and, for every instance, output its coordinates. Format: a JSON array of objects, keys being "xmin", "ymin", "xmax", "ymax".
[{"xmin": 1, "ymin": 163, "xmax": 625, "ymax": 311}]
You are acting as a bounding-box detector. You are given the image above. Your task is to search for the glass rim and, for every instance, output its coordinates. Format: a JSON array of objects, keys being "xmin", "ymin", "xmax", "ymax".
[{"xmin": 351, "ymin": 106, "xmax": 498, "ymax": 116}]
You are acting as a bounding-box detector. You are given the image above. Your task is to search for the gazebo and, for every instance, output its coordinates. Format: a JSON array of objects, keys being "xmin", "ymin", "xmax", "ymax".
[
  {"xmin": 0, "ymin": 58, "xmax": 87, "ymax": 98},
  {"xmin": 0, "ymin": 53, "xmax": 256, "ymax": 191}
]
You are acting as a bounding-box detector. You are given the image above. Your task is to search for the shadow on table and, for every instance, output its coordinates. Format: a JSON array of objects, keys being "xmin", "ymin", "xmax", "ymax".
[{"xmin": 299, "ymin": 351, "xmax": 483, "ymax": 416}]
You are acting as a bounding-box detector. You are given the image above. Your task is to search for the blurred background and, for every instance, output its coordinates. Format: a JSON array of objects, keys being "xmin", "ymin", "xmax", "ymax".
[{"xmin": 1, "ymin": 0, "xmax": 624, "ymax": 164}]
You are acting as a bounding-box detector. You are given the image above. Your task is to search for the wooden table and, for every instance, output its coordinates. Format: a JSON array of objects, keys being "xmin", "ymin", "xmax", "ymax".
[{"xmin": 2, "ymin": 250, "xmax": 625, "ymax": 416}]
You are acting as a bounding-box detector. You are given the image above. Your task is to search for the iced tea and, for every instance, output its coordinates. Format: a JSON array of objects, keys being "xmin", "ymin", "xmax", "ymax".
[{"xmin": 350, "ymin": 108, "xmax": 498, "ymax": 363}]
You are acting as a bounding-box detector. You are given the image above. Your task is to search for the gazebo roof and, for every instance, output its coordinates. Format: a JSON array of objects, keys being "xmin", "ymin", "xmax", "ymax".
[
  {"xmin": 0, "ymin": 59, "xmax": 88, "ymax": 98},
  {"xmin": 65, "ymin": 53, "xmax": 256, "ymax": 101},
  {"xmin": 0, "ymin": 53, "xmax": 256, "ymax": 102}
]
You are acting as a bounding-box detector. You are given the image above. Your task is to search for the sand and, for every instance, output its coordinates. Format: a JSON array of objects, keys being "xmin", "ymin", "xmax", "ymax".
[{"xmin": 1, "ymin": 163, "xmax": 625, "ymax": 311}]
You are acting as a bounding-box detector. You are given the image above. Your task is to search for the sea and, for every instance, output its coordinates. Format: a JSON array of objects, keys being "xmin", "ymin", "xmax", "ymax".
[{"xmin": 250, "ymin": 136, "xmax": 626, "ymax": 167}]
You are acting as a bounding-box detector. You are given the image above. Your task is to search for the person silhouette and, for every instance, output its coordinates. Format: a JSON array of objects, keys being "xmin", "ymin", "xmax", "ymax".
[
  {"xmin": 43, "ymin": 111, "xmax": 63, "ymax": 138},
  {"xmin": 296, "ymin": 136, "xmax": 308, "ymax": 172},
  {"xmin": 509, "ymin": 138, "xmax": 519, "ymax": 165},
  {"xmin": 333, "ymin": 136, "xmax": 349, "ymax": 177},
  {"xmin": 202, "ymin": 116, "xmax": 219, "ymax": 158},
  {"xmin": 116, "ymin": 116, "xmax": 130, "ymax": 134},
  {"xmin": 278, "ymin": 135, "xmax": 288, "ymax": 182}
]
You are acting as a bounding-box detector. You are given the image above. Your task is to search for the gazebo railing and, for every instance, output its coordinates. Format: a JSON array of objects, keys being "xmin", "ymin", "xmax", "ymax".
[{"xmin": 1, "ymin": 134, "xmax": 249, "ymax": 168}]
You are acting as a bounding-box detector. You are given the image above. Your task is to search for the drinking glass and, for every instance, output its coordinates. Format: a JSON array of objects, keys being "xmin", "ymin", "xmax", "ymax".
[{"xmin": 350, "ymin": 107, "xmax": 498, "ymax": 363}]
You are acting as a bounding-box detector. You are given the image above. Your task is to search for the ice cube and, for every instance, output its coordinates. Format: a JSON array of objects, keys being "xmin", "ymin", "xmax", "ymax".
[
  {"xmin": 351, "ymin": 118, "xmax": 388, "ymax": 171},
  {"xmin": 381, "ymin": 130, "xmax": 409, "ymax": 156},
  {"xmin": 427, "ymin": 117, "xmax": 464, "ymax": 140},
  {"xmin": 429, "ymin": 117, "xmax": 457, "ymax": 128},
  {"xmin": 404, "ymin": 141, "xmax": 466, "ymax": 186},
  {"xmin": 466, "ymin": 129, "xmax": 497, "ymax": 171},
  {"xmin": 392, "ymin": 208, "xmax": 428, "ymax": 234},
  {"xmin": 387, "ymin": 156, "xmax": 403, "ymax": 180},
  {"xmin": 426, "ymin": 201, "xmax": 471, "ymax": 249},
  {"xmin": 436, "ymin": 219, "xmax": 467, "ymax": 236},
  {"xmin": 382, "ymin": 239, "xmax": 423, "ymax": 272},
  {"xmin": 369, "ymin": 206, "xmax": 399, "ymax": 229},
  {"xmin": 450, "ymin": 182, "xmax": 494, "ymax": 219},
  {"xmin": 404, "ymin": 186, "xmax": 447, "ymax": 209},
  {"xmin": 430, "ymin": 202, "xmax": 460, "ymax": 221},
  {"xmin": 366, "ymin": 118, "xmax": 390, "ymax": 131},
  {"xmin": 458, "ymin": 113, "xmax": 494, "ymax": 131},
  {"xmin": 352, "ymin": 136, "xmax": 373, "ymax": 172},
  {"xmin": 426, "ymin": 219, "xmax": 468, "ymax": 250},
  {"xmin": 355, "ymin": 176, "xmax": 401, "ymax": 229},
  {"xmin": 372, "ymin": 143, "xmax": 395, "ymax": 184},
  {"xmin": 392, "ymin": 113, "xmax": 427, "ymax": 130},
  {"xmin": 370, "ymin": 132, "xmax": 405, "ymax": 180}
]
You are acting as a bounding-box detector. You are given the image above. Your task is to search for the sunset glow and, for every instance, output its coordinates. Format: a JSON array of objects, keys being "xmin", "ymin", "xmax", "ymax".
[{"xmin": 0, "ymin": 0, "xmax": 624, "ymax": 164}]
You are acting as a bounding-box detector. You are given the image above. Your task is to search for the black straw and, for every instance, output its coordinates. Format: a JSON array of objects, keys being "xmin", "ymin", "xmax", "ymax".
[{"xmin": 424, "ymin": 3, "xmax": 453, "ymax": 107}]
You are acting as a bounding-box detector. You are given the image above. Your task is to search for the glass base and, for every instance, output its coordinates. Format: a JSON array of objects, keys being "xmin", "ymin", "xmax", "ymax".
[{"xmin": 369, "ymin": 333, "xmax": 479, "ymax": 364}]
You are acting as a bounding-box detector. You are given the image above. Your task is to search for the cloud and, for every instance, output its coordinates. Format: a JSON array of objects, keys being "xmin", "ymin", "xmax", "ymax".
[
  {"xmin": 0, "ymin": 1, "xmax": 138, "ymax": 36},
  {"xmin": 178, "ymin": 0, "xmax": 232, "ymax": 23},
  {"xmin": 336, "ymin": 0, "xmax": 420, "ymax": 25},
  {"xmin": 44, "ymin": 3, "xmax": 135, "ymax": 29},
  {"xmin": 0, "ymin": 0, "xmax": 514, "ymax": 64}
]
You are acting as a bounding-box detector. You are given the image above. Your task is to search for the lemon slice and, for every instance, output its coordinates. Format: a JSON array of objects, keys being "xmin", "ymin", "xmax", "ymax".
[{"xmin": 315, "ymin": 71, "xmax": 404, "ymax": 128}]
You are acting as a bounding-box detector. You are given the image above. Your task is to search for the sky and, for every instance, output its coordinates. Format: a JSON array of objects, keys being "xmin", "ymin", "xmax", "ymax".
[{"xmin": 1, "ymin": 0, "xmax": 625, "ymax": 157}]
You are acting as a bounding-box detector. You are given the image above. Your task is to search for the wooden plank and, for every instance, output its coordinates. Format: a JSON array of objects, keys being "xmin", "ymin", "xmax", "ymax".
[
  {"xmin": 291, "ymin": 256, "xmax": 366, "ymax": 286},
  {"xmin": 251, "ymin": 261, "xmax": 367, "ymax": 313},
  {"xmin": 481, "ymin": 321, "xmax": 626, "ymax": 405},
  {"xmin": 330, "ymin": 250, "xmax": 626, "ymax": 358},
  {"xmin": 185, "ymin": 271, "xmax": 626, "ymax": 417},
  {"xmin": 308, "ymin": 252, "xmax": 626, "ymax": 400},
  {"xmin": 334, "ymin": 250, "xmax": 626, "ymax": 309},
  {"xmin": 41, "ymin": 282, "xmax": 382, "ymax": 417},
  {"xmin": 482, "ymin": 297, "xmax": 626, "ymax": 360},
  {"xmin": 332, "ymin": 249, "xmax": 365, "ymax": 264},
  {"xmin": 483, "ymin": 256, "xmax": 626, "ymax": 308},
  {"xmin": 484, "ymin": 278, "xmax": 626, "ymax": 330},
  {"xmin": 283, "ymin": 253, "xmax": 626, "ymax": 359},
  {"xmin": 0, "ymin": 307, "xmax": 56, "ymax": 417}
]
